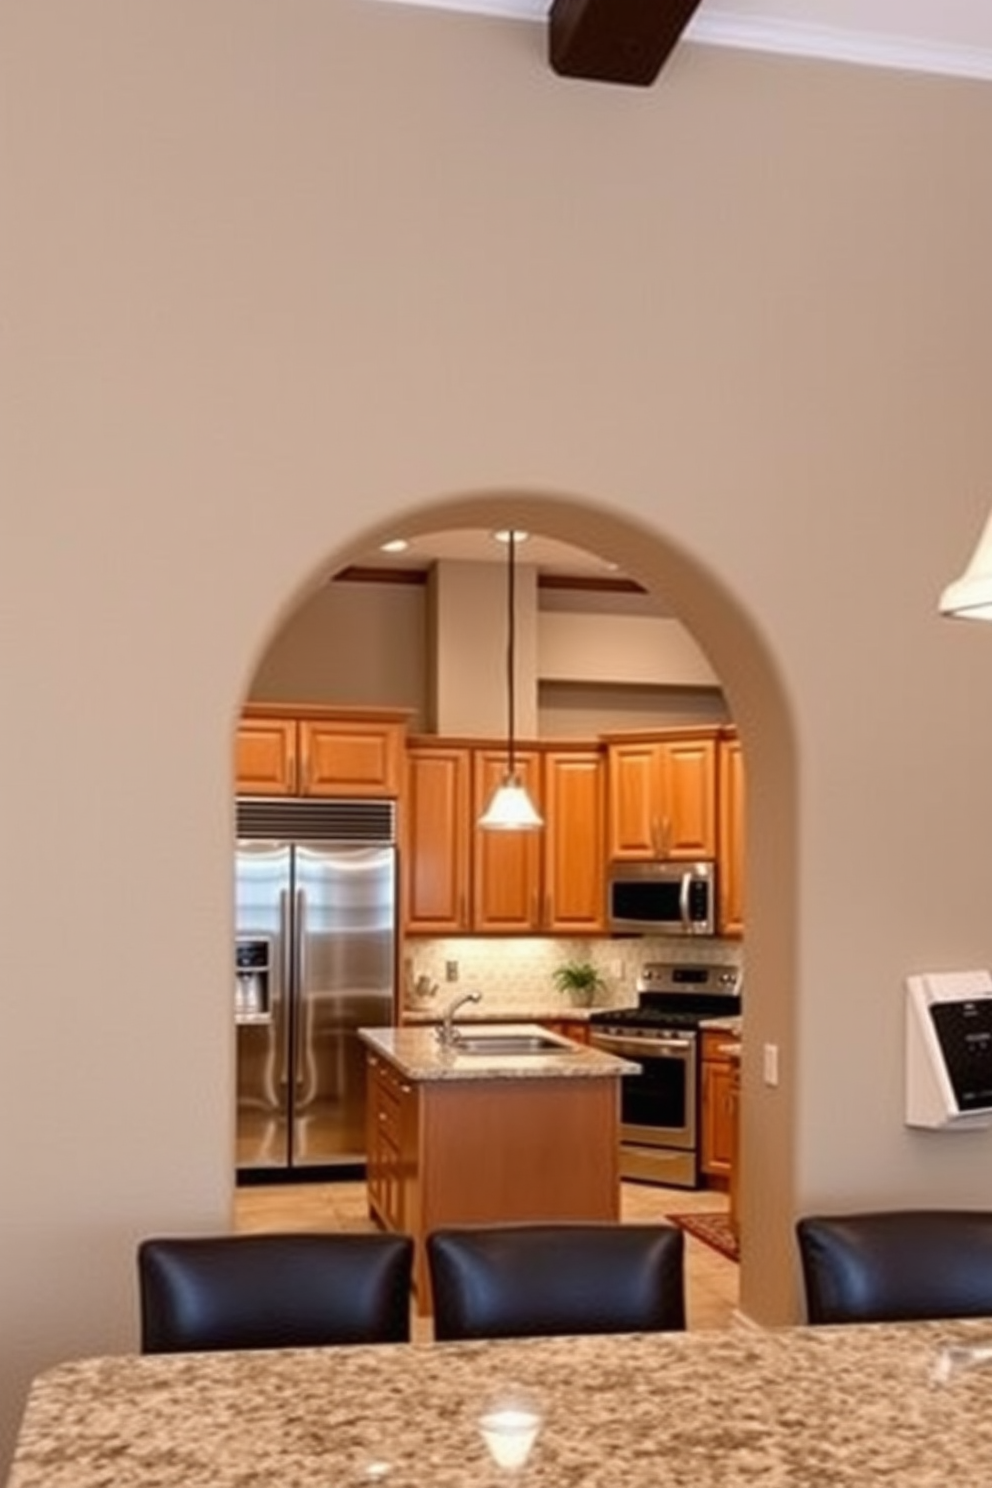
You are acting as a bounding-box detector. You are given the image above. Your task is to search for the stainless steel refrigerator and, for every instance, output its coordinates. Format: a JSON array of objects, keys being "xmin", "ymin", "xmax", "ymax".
[{"xmin": 234, "ymin": 797, "xmax": 397, "ymax": 1177}]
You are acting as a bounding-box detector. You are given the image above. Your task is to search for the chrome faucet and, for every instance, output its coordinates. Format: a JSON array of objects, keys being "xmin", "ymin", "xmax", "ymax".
[{"xmin": 437, "ymin": 989, "xmax": 482, "ymax": 1046}]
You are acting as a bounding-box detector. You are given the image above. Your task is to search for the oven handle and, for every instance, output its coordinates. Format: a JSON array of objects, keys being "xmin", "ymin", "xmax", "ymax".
[{"xmin": 590, "ymin": 1030, "xmax": 694, "ymax": 1059}]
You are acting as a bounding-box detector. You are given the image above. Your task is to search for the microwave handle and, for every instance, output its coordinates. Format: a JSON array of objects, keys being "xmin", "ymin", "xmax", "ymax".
[{"xmin": 679, "ymin": 870, "xmax": 691, "ymax": 931}]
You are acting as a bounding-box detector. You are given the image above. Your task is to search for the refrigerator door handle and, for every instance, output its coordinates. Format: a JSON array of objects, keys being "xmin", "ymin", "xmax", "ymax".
[
  {"xmin": 279, "ymin": 889, "xmax": 292, "ymax": 1089},
  {"xmin": 294, "ymin": 887, "xmax": 307, "ymax": 1087}
]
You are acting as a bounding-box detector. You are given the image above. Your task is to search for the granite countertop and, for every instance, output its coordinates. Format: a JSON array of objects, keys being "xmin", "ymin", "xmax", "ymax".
[
  {"xmin": 401, "ymin": 1003, "xmax": 632, "ymax": 1023},
  {"xmin": 12, "ymin": 1320, "xmax": 992, "ymax": 1487},
  {"xmin": 359, "ymin": 1024, "xmax": 638, "ymax": 1080},
  {"xmin": 699, "ymin": 1015, "xmax": 743, "ymax": 1035}
]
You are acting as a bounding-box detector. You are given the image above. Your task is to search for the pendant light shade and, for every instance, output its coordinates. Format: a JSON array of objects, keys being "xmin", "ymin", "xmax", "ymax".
[
  {"xmin": 940, "ymin": 508, "xmax": 992, "ymax": 621},
  {"xmin": 478, "ymin": 530, "xmax": 544, "ymax": 831}
]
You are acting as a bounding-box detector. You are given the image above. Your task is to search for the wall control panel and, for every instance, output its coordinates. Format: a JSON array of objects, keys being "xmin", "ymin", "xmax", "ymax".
[{"xmin": 906, "ymin": 969, "xmax": 992, "ymax": 1130}]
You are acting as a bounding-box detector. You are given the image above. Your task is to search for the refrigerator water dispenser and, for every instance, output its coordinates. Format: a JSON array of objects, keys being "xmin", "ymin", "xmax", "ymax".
[
  {"xmin": 906, "ymin": 970, "xmax": 992, "ymax": 1130},
  {"xmin": 235, "ymin": 938, "xmax": 271, "ymax": 1023}
]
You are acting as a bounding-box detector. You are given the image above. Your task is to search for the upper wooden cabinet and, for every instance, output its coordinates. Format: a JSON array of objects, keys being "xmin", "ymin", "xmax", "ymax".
[
  {"xmin": 604, "ymin": 729, "xmax": 718, "ymax": 861},
  {"xmin": 472, "ymin": 749, "xmax": 544, "ymax": 933},
  {"xmin": 299, "ymin": 717, "xmax": 404, "ymax": 797},
  {"xmin": 234, "ymin": 716, "xmax": 299, "ymax": 796},
  {"xmin": 403, "ymin": 745, "xmax": 472, "ymax": 934},
  {"xmin": 403, "ymin": 741, "xmax": 606, "ymax": 936},
  {"xmin": 236, "ymin": 707, "xmax": 409, "ymax": 798},
  {"xmin": 542, "ymin": 747, "xmax": 606, "ymax": 933},
  {"xmin": 717, "ymin": 731, "xmax": 745, "ymax": 938}
]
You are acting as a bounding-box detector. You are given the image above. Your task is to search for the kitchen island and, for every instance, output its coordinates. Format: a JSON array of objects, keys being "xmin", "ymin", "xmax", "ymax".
[
  {"xmin": 359, "ymin": 1023, "xmax": 636, "ymax": 1311},
  {"xmin": 12, "ymin": 1321, "xmax": 992, "ymax": 1487}
]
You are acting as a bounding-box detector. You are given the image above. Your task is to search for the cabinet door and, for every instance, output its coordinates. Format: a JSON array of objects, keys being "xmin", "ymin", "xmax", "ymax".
[
  {"xmin": 660, "ymin": 738, "xmax": 717, "ymax": 859},
  {"xmin": 403, "ymin": 747, "xmax": 471, "ymax": 934},
  {"xmin": 718, "ymin": 735, "xmax": 745, "ymax": 937},
  {"xmin": 606, "ymin": 742, "xmax": 661, "ymax": 859},
  {"xmin": 299, "ymin": 719, "xmax": 403, "ymax": 797},
  {"xmin": 235, "ymin": 718, "xmax": 298, "ymax": 796},
  {"xmin": 472, "ymin": 750, "xmax": 543, "ymax": 933},
  {"xmin": 542, "ymin": 748, "xmax": 606, "ymax": 932},
  {"xmin": 701, "ymin": 1054, "xmax": 734, "ymax": 1178}
]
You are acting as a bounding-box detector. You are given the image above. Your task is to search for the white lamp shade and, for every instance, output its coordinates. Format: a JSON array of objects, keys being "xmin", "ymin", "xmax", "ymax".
[
  {"xmin": 478, "ymin": 773, "xmax": 544, "ymax": 830},
  {"xmin": 940, "ymin": 508, "xmax": 992, "ymax": 621}
]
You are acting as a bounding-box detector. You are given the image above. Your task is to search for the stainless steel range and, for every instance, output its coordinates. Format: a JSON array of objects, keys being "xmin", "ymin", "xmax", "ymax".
[{"xmin": 588, "ymin": 961, "xmax": 742, "ymax": 1189}]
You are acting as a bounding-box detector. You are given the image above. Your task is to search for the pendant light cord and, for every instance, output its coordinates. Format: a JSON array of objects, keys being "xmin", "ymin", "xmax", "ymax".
[{"xmin": 506, "ymin": 530, "xmax": 517, "ymax": 775}]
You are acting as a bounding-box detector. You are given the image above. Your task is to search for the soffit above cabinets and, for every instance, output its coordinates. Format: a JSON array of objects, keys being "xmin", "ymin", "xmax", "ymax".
[{"xmin": 373, "ymin": 0, "xmax": 992, "ymax": 83}]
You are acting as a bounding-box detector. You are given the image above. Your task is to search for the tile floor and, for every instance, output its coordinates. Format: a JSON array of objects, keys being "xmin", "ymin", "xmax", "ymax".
[{"xmin": 234, "ymin": 1178, "xmax": 739, "ymax": 1334}]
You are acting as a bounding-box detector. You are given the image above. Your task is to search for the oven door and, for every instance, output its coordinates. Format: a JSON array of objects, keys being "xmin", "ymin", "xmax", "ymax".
[{"xmin": 589, "ymin": 1030, "xmax": 697, "ymax": 1150}]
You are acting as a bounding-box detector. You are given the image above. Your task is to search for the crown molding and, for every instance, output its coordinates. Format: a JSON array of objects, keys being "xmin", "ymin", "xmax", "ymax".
[{"xmin": 373, "ymin": 0, "xmax": 992, "ymax": 83}]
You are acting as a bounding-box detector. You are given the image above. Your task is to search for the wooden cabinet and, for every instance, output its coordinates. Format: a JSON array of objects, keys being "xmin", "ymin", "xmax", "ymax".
[
  {"xmin": 701, "ymin": 1029, "xmax": 738, "ymax": 1182},
  {"xmin": 236, "ymin": 707, "xmax": 408, "ymax": 798},
  {"xmin": 717, "ymin": 730, "xmax": 745, "ymax": 938},
  {"xmin": 403, "ymin": 746, "xmax": 472, "ymax": 934},
  {"xmin": 605, "ymin": 730, "xmax": 718, "ymax": 861},
  {"xmin": 542, "ymin": 748, "xmax": 606, "ymax": 933},
  {"xmin": 366, "ymin": 1052, "xmax": 420, "ymax": 1236},
  {"xmin": 403, "ymin": 741, "xmax": 606, "ymax": 936},
  {"xmin": 366, "ymin": 1048, "xmax": 621, "ymax": 1312},
  {"xmin": 299, "ymin": 717, "xmax": 404, "ymax": 797},
  {"xmin": 235, "ymin": 716, "xmax": 299, "ymax": 795},
  {"xmin": 471, "ymin": 748, "xmax": 545, "ymax": 933},
  {"xmin": 538, "ymin": 1017, "xmax": 592, "ymax": 1046},
  {"xmin": 727, "ymin": 1053, "xmax": 741, "ymax": 1241}
]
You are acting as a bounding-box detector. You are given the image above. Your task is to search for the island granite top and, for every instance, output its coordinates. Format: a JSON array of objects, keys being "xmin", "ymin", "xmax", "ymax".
[
  {"xmin": 11, "ymin": 1319, "xmax": 992, "ymax": 1487},
  {"xmin": 359, "ymin": 1023, "xmax": 638, "ymax": 1080}
]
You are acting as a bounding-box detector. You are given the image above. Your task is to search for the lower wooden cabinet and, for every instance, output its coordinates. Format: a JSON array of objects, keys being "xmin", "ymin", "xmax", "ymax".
[
  {"xmin": 366, "ymin": 1050, "xmax": 620, "ymax": 1312},
  {"xmin": 700, "ymin": 1030, "xmax": 738, "ymax": 1181},
  {"xmin": 538, "ymin": 1017, "xmax": 592, "ymax": 1046},
  {"xmin": 366, "ymin": 1052, "xmax": 420, "ymax": 1236}
]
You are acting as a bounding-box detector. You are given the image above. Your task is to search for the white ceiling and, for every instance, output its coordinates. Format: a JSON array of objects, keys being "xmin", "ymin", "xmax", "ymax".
[{"xmin": 375, "ymin": 0, "xmax": 992, "ymax": 81}]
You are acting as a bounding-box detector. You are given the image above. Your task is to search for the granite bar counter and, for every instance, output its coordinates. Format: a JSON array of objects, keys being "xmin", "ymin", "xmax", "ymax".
[
  {"xmin": 11, "ymin": 1320, "xmax": 992, "ymax": 1487},
  {"xmin": 360, "ymin": 1022, "xmax": 638, "ymax": 1080}
]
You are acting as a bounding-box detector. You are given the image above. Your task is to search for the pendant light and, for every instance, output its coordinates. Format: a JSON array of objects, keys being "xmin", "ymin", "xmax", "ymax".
[
  {"xmin": 940, "ymin": 507, "xmax": 992, "ymax": 621},
  {"xmin": 478, "ymin": 530, "xmax": 544, "ymax": 831}
]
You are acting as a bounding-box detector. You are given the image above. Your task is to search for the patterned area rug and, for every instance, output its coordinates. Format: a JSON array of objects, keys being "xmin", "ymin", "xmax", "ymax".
[{"xmin": 666, "ymin": 1212, "xmax": 739, "ymax": 1263}]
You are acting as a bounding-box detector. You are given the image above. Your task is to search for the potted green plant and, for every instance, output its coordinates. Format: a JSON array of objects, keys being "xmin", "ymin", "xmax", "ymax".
[{"xmin": 552, "ymin": 959, "xmax": 606, "ymax": 1009}]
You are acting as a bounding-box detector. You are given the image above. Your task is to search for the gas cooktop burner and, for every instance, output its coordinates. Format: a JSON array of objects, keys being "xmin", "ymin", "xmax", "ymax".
[
  {"xmin": 588, "ymin": 1006, "xmax": 707, "ymax": 1031},
  {"xmin": 588, "ymin": 960, "xmax": 742, "ymax": 1031}
]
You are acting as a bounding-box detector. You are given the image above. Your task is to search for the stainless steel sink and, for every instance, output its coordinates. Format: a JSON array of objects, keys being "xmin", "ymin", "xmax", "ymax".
[{"xmin": 450, "ymin": 1033, "xmax": 578, "ymax": 1056}]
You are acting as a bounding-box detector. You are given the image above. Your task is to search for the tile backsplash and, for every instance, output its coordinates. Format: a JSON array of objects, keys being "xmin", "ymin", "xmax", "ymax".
[{"xmin": 401, "ymin": 936, "xmax": 744, "ymax": 1017}]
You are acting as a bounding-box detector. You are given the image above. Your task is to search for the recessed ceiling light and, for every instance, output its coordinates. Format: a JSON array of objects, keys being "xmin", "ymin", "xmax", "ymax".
[
  {"xmin": 493, "ymin": 530, "xmax": 529, "ymax": 545},
  {"xmin": 380, "ymin": 539, "xmax": 409, "ymax": 554}
]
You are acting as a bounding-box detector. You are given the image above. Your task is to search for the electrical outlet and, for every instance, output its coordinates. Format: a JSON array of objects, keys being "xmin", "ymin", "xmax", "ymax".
[
  {"xmin": 763, "ymin": 1043, "xmax": 780, "ymax": 1087},
  {"xmin": 445, "ymin": 960, "xmax": 459, "ymax": 983}
]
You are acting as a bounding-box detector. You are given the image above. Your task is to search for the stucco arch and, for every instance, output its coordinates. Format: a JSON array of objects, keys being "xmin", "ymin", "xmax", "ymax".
[{"xmin": 237, "ymin": 487, "xmax": 800, "ymax": 1326}]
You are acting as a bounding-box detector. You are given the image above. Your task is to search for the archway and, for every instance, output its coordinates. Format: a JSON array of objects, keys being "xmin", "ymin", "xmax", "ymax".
[{"xmin": 234, "ymin": 487, "xmax": 799, "ymax": 1325}]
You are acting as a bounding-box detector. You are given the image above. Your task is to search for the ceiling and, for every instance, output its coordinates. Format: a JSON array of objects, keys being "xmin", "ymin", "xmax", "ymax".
[
  {"xmin": 343, "ymin": 528, "xmax": 628, "ymax": 580},
  {"xmin": 374, "ymin": 0, "xmax": 992, "ymax": 81}
]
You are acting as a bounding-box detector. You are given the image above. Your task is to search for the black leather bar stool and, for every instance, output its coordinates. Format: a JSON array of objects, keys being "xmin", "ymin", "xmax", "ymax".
[
  {"xmin": 427, "ymin": 1221, "xmax": 685, "ymax": 1341},
  {"xmin": 138, "ymin": 1231, "xmax": 414, "ymax": 1352},
  {"xmin": 796, "ymin": 1210, "xmax": 992, "ymax": 1325}
]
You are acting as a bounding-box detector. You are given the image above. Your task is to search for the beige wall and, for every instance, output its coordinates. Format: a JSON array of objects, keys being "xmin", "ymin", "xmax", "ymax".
[
  {"xmin": 4, "ymin": 0, "xmax": 992, "ymax": 1466},
  {"xmin": 250, "ymin": 579, "xmax": 428, "ymax": 716}
]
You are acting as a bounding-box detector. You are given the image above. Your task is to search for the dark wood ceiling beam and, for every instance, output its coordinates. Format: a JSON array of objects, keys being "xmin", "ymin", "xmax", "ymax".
[{"xmin": 549, "ymin": 0, "xmax": 704, "ymax": 87}]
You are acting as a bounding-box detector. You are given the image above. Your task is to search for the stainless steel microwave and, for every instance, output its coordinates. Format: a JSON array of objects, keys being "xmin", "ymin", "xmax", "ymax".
[{"xmin": 607, "ymin": 860, "xmax": 716, "ymax": 936}]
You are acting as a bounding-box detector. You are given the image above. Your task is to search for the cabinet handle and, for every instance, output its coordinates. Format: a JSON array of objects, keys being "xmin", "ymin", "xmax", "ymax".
[{"xmin": 400, "ymin": 1084, "xmax": 411, "ymax": 1095}]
